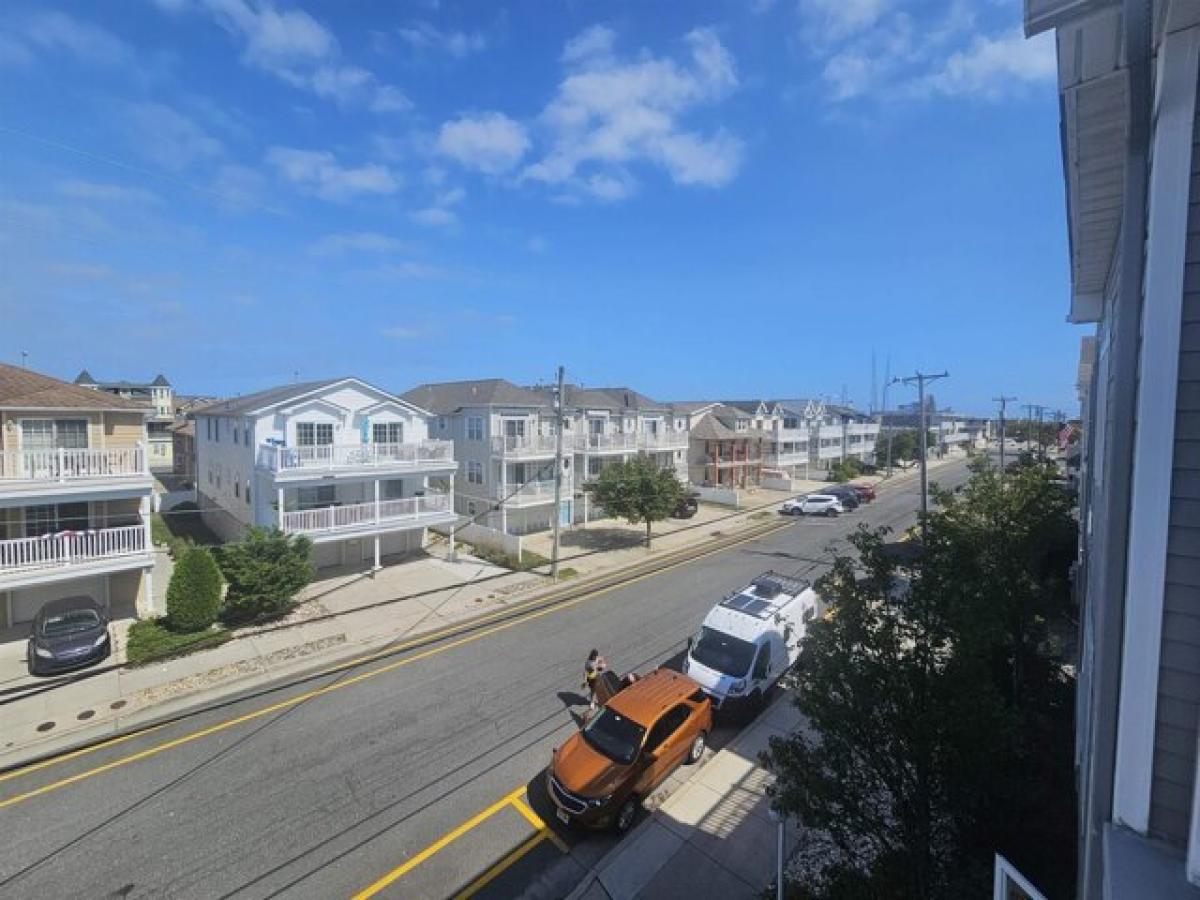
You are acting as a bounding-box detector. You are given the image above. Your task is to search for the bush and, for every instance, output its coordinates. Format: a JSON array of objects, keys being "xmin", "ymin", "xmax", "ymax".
[
  {"xmin": 467, "ymin": 544, "xmax": 552, "ymax": 572},
  {"xmin": 126, "ymin": 619, "xmax": 230, "ymax": 666},
  {"xmin": 829, "ymin": 458, "xmax": 865, "ymax": 483},
  {"xmin": 167, "ymin": 546, "xmax": 223, "ymax": 632},
  {"xmin": 217, "ymin": 527, "xmax": 315, "ymax": 624}
]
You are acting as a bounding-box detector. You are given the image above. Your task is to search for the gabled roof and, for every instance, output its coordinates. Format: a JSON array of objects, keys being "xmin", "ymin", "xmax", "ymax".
[
  {"xmin": 666, "ymin": 400, "xmax": 719, "ymax": 415},
  {"xmin": 692, "ymin": 406, "xmax": 772, "ymax": 441},
  {"xmin": 151, "ymin": 373, "xmax": 171, "ymax": 387},
  {"xmin": 542, "ymin": 385, "xmax": 670, "ymax": 413},
  {"xmin": 197, "ymin": 378, "xmax": 346, "ymax": 416},
  {"xmin": 401, "ymin": 379, "xmax": 551, "ymax": 414},
  {"xmin": 74, "ymin": 369, "xmax": 96, "ymax": 385},
  {"xmin": 0, "ymin": 364, "xmax": 148, "ymax": 411}
]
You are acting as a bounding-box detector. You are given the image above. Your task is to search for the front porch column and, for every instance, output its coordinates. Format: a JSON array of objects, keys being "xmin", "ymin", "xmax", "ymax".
[
  {"xmin": 448, "ymin": 471, "xmax": 457, "ymax": 561},
  {"xmin": 145, "ymin": 568, "xmax": 159, "ymax": 617},
  {"xmin": 141, "ymin": 495, "xmax": 152, "ymax": 554},
  {"xmin": 374, "ymin": 479, "xmax": 381, "ymax": 524},
  {"xmin": 499, "ymin": 460, "xmax": 508, "ymax": 533},
  {"xmin": 277, "ymin": 486, "xmax": 284, "ymax": 529},
  {"xmin": 373, "ymin": 534, "xmax": 381, "ymax": 571}
]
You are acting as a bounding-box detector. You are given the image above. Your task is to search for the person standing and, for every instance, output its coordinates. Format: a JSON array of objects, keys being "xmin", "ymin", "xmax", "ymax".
[{"xmin": 583, "ymin": 649, "xmax": 608, "ymax": 710}]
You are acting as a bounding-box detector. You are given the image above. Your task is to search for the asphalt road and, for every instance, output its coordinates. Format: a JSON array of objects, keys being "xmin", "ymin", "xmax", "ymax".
[{"xmin": 0, "ymin": 458, "xmax": 975, "ymax": 900}]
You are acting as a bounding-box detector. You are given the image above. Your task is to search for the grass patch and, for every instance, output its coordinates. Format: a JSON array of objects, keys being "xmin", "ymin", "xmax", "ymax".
[
  {"xmin": 556, "ymin": 567, "xmax": 580, "ymax": 580},
  {"xmin": 126, "ymin": 619, "xmax": 231, "ymax": 666},
  {"xmin": 466, "ymin": 544, "xmax": 553, "ymax": 572},
  {"xmin": 748, "ymin": 511, "xmax": 774, "ymax": 521}
]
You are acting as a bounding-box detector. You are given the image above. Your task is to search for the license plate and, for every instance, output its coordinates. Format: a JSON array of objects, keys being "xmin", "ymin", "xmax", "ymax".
[{"xmin": 556, "ymin": 809, "xmax": 570, "ymax": 824}]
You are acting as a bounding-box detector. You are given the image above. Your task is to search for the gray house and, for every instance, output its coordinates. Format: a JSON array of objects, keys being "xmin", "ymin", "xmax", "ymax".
[{"xmin": 1029, "ymin": 1, "xmax": 1200, "ymax": 895}]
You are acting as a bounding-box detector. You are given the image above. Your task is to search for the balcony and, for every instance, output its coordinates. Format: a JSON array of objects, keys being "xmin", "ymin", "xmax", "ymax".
[
  {"xmin": 765, "ymin": 450, "xmax": 808, "ymax": 467},
  {"xmin": 846, "ymin": 423, "xmax": 880, "ymax": 438},
  {"xmin": 639, "ymin": 430, "xmax": 689, "ymax": 451},
  {"xmin": 257, "ymin": 441, "xmax": 455, "ymax": 478},
  {"xmin": 0, "ymin": 446, "xmax": 149, "ymax": 489},
  {"xmin": 490, "ymin": 434, "xmax": 560, "ymax": 458},
  {"xmin": 489, "ymin": 479, "xmax": 571, "ymax": 507},
  {"xmin": 280, "ymin": 493, "xmax": 454, "ymax": 538},
  {"xmin": 0, "ymin": 524, "xmax": 149, "ymax": 584},
  {"xmin": 576, "ymin": 433, "xmax": 640, "ymax": 454}
]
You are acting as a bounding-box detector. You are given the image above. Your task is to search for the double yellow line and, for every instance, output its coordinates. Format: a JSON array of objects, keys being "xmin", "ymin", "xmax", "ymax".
[
  {"xmin": 0, "ymin": 520, "xmax": 790, "ymax": 813},
  {"xmin": 351, "ymin": 786, "xmax": 567, "ymax": 900}
]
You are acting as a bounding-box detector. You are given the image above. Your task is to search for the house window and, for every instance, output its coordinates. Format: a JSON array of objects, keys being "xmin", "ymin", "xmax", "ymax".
[
  {"xmin": 20, "ymin": 418, "xmax": 88, "ymax": 450},
  {"xmin": 467, "ymin": 501, "xmax": 477, "ymax": 516},
  {"xmin": 588, "ymin": 457, "xmax": 602, "ymax": 476},
  {"xmin": 467, "ymin": 417, "xmax": 483, "ymax": 440},
  {"xmin": 208, "ymin": 468, "xmax": 213, "ymax": 485},
  {"xmin": 245, "ymin": 426, "xmax": 252, "ymax": 447},
  {"xmin": 235, "ymin": 481, "xmax": 240, "ymax": 499},
  {"xmin": 207, "ymin": 418, "xmax": 212, "ymax": 440},
  {"xmin": 438, "ymin": 417, "xmax": 446, "ymax": 430},
  {"xmin": 24, "ymin": 502, "xmax": 90, "ymax": 537},
  {"xmin": 467, "ymin": 461, "xmax": 483, "ymax": 484},
  {"xmin": 233, "ymin": 426, "xmax": 239, "ymax": 444},
  {"xmin": 373, "ymin": 422, "xmax": 404, "ymax": 444},
  {"xmin": 246, "ymin": 484, "xmax": 251, "ymax": 505},
  {"xmin": 296, "ymin": 422, "xmax": 333, "ymax": 446},
  {"xmin": 589, "ymin": 418, "xmax": 604, "ymax": 435},
  {"xmin": 297, "ymin": 485, "xmax": 336, "ymax": 509},
  {"xmin": 383, "ymin": 480, "xmax": 405, "ymax": 499}
]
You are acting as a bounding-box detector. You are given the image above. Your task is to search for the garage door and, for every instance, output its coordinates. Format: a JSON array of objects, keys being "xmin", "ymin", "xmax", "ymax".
[
  {"xmin": 313, "ymin": 542, "xmax": 342, "ymax": 570},
  {"xmin": 380, "ymin": 531, "xmax": 415, "ymax": 558},
  {"xmin": 10, "ymin": 575, "xmax": 108, "ymax": 626}
]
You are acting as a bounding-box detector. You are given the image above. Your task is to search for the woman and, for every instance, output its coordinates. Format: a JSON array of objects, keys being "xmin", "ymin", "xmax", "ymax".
[{"xmin": 583, "ymin": 649, "xmax": 608, "ymax": 710}]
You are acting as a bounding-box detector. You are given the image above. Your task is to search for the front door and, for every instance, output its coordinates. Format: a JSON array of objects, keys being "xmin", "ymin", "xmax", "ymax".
[{"xmin": 634, "ymin": 704, "xmax": 694, "ymax": 794}]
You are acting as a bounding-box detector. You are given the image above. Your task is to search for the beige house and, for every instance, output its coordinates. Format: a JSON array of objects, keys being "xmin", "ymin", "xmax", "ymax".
[{"xmin": 0, "ymin": 364, "xmax": 156, "ymax": 631}]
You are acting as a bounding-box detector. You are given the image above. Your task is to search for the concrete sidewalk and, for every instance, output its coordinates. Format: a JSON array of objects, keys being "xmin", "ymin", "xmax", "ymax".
[{"xmin": 567, "ymin": 693, "xmax": 804, "ymax": 900}]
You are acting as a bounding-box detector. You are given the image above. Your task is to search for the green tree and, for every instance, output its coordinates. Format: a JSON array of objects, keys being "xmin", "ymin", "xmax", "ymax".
[
  {"xmin": 584, "ymin": 455, "xmax": 685, "ymax": 547},
  {"xmin": 829, "ymin": 458, "xmax": 865, "ymax": 483},
  {"xmin": 876, "ymin": 430, "xmax": 936, "ymax": 468},
  {"xmin": 217, "ymin": 527, "xmax": 315, "ymax": 624},
  {"xmin": 766, "ymin": 459, "xmax": 1077, "ymax": 899},
  {"xmin": 166, "ymin": 546, "xmax": 223, "ymax": 633}
]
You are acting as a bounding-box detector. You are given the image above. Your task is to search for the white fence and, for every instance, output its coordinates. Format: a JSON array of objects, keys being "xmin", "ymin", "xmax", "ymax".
[
  {"xmin": 694, "ymin": 485, "xmax": 741, "ymax": 507},
  {"xmin": 638, "ymin": 431, "xmax": 690, "ymax": 451},
  {"xmin": 433, "ymin": 520, "xmax": 523, "ymax": 558},
  {"xmin": 490, "ymin": 434, "xmax": 559, "ymax": 456},
  {"xmin": 0, "ymin": 446, "xmax": 147, "ymax": 481},
  {"xmin": 259, "ymin": 441, "xmax": 454, "ymax": 472},
  {"xmin": 576, "ymin": 433, "xmax": 640, "ymax": 453},
  {"xmin": 281, "ymin": 493, "xmax": 452, "ymax": 535},
  {"xmin": 0, "ymin": 524, "xmax": 147, "ymax": 574}
]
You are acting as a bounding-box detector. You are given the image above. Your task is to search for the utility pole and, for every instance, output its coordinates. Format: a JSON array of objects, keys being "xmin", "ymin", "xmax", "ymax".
[
  {"xmin": 993, "ymin": 395, "xmax": 1017, "ymax": 472},
  {"xmin": 20, "ymin": 351, "xmax": 28, "ymax": 369},
  {"xmin": 896, "ymin": 370, "xmax": 948, "ymax": 535},
  {"xmin": 1033, "ymin": 404, "xmax": 1047, "ymax": 462},
  {"xmin": 550, "ymin": 365, "xmax": 566, "ymax": 580}
]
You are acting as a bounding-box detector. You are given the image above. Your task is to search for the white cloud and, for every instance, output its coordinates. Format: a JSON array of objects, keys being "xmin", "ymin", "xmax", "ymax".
[
  {"xmin": 396, "ymin": 22, "xmax": 486, "ymax": 58},
  {"xmin": 523, "ymin": 26, "xmax": 743, "ymax": 199},
  {"xmin": 371, "ymin": 84, "xmax": 413, "ymax": 113},
  {"xmin": 799, "ymin": 0, "xmax": 891, "ymax": 42},
  {"xmin": 410, "ymin": 187, "xmax": 464, "ymax": 228},
  {"xmin": 310, "ymin": 232, "xmax": 413, "ymax": 255},
  {"xmin": 124, "ymin": 103, "xmax": 224, "ymax": 171},
  {"xmin": 7, "ymin": 11, "xmax": 130, "ymax": 67},
  {"xmin": 437, "ymin": 112, "xmax": 530, "ymax": 175},
  {"xmin": 266, "ymin": 147, "xmax": 401, "ymax": 200},
  {"xmin": 55, "ymin": 180, "xmax": 160, "ymax": 205},
  {"xmin": 212, "ymin": 163, "xmax": 267, "ymax": 211},
  {"xmin": 919, "ymin": 29, "xmax": 1057, "ymax": 99}
]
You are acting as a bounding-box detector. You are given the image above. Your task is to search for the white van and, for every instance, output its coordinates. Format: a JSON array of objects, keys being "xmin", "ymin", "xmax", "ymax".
[{"xmin": 683, "ymin": 572, "xmax": 822, "ymax": 715}]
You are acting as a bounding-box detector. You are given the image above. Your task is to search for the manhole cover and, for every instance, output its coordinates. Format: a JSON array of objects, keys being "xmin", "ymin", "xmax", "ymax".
[
  {"xmin": 36, "ymin": 721, "xmax": 55, "ymax": 733},
  {"xmin": 77, "ymin": 709, "xmax": 95, "ymax": 721},
  {"xmin": 110, "ymin": 700, "xmax": 127, "ymax": 710}
]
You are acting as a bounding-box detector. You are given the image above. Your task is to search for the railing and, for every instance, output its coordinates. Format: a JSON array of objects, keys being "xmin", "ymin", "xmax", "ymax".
[
  {"xmin": 491, "ymin": 480, "xmax": 571, "ymax": 504},
  {"xmin": 846, "ymin": 423, "xmax": 880, "ymax": 437},
  {"xmin": 639, "ymin": 430, "xmax": 690, "ymax": 450},
  {"xmin": 576, "ymin": 433, "xmax": 640, "ymax": 453},
  {"xmin": 258, "ymin": 441, "xmax": 454, "ymax": 473},
  {"xmin": 700, "ymin": 454, "xmax": 764, "ymax": 467},
  {"xmin": 765, "ymin": 450, "xmax": 808, "ymax": 466},
  {"xmin": 818, "ymin": 426, "xmax": 844, "ymax": 440},
  {"xmin": 0, "ymin": 446, "xmax": 147, "ymax": 482},
  {"xmin": 281, "ymin": 493, "xmax": 452, "ymax": 534},
  {"xmin": 489, "ymin": 434, "xmax": 560, "ymax": 456},
  {"xmin": 0, "ymin": 524, "xmax": 148, "ymax": 575}
]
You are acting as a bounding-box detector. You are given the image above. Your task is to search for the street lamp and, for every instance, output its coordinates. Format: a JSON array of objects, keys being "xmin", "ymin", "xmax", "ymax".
[{"xmin": 895, "ymin": 370, "xmax": 948, "ymax": 536}]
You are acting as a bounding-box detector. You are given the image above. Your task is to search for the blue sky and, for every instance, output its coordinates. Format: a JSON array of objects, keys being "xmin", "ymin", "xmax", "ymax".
[{"xmin": 0, "ymin": 0, "xmax": 1074, "ymax": 415}]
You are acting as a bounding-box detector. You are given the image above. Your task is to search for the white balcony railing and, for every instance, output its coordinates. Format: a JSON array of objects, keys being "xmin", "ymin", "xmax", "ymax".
[
  {"xmin": 490, "ymin": 479, "xmax": 571, "ymax": 505},
  {"xmin": 639, "ymin": 430, "xmax": 690, "ymax": 451},
  {"xmin": 576, "ymin": 433, "xmax": 641, "ymax": 453},
  {"xmin": 0, "ymin": 446, "xmax": 147, "ymax": 482},
  {"xmin": 0, "ymin": 524, "xmax": 148, "ymax": 575},
  {"xmin": 258, "ymin": 441, "xmax": 454, "ymax": 473},
  {"xmin": 765, "ymin": 450, "xmax": 808, "ymax": 466},
  {"xmin": 281, "ymin": 493, "xmax": 452, "ymax": 535},
  {"xmin": 490, "ymin": 434, "xmax": 560, "ymax": 457}
]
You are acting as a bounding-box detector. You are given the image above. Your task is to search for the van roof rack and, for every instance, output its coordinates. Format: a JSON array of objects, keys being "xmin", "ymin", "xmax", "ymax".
[{"xmin": 719, "ymin": 571, "xmax": 810, "ymax": 619}]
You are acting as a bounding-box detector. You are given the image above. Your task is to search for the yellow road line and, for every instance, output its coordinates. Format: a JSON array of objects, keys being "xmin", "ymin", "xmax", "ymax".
[
  {"xmin": 510, "ymin": 795, "xmax": 569, "ymax": 853},
  {"xmin": 452, "ymin": 831, "xmax": 549, "ymax": 900},
  {"xmin": 0, "ymin": 722, "xmax": 171, "ymax": 786},
  {"xmin": 350, "ymin": 786, "xmax": 527, "ymax": 900},
  {"xmin": 0, "ymin": 522, "xmax": 789, "ymax": 811}
]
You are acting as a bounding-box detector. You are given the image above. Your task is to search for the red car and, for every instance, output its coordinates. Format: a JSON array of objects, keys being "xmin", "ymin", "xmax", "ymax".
[{"xmin": 850, "ymin": 483, "xmax": 876, "ymax": 503}]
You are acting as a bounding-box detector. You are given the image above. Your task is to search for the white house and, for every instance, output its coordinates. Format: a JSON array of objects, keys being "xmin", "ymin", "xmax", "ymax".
[
  {"xmin": 0, "ymin": 364, "xmax": 156, "ymax": 631},
  {"xmin": 195, "ymin": 378, "xmax": 456, "ymax": 571}
]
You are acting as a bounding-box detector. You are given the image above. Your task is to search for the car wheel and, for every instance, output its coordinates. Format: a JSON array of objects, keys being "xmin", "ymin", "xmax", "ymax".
[
  {"xmin": 687, "ymin": 731, "xmax": 707, "ymax": 764},
  {"xmin": 747, "ymin": 690, "xmax": 765, "ymax": 720},
  {"xmin": 825, "ymin": 508, "xmax": 837, "ymax": 518},
  {"xmin": 615, "ymin": 797, "xmax": 639, "ymax": 833}
]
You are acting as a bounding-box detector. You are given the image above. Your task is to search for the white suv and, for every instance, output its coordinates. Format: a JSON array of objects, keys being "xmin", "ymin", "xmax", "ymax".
[{"xmin": 793, "ymin": 494, "xmax": 844, "ymax": 517}]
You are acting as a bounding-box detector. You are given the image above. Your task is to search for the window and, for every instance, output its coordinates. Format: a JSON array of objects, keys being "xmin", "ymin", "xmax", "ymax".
[
  {"xmin": 383, "ymin": 480, "xmax": 405, "ymax": 499},
  {"xmin": 645, "ymin": 705, "xmax": 691, "ymax": 754},
  {"xmin": 215, "ymin": 418, "xmax": 220, "ymax": 442},
  {"xmin": 207, "ymin": 418, "xmax": 212, "ymax": 440},
  {"xmin": 691, "ymin": 627, "xmax": 756, "ymax": 677},
  {"xmin": 753, "ymin": 643, "xmax": 771, "ymax": 680},
  {"xmin": 245, "ymin": 426, "xmax": 252, "ymax": 447},
  {"xmin": 467, "ymin": 417, "xmax": 483, "ymax": 440},
  {"xmin": 373, "ymin": 422, "xmax": 404, "ymax": 444},
  {"xmin": 588, "ymin": 457, "xmax": 602, "ymax": 476},
  {"xmin": 234, "ymin": 481, "xmax": 240, "ymax": 499},
  {"xmin": 503, "ymin": 418, "xmax": 526, "ymax": 438},
  {"xmin": 589, "ymin": 418, "xmax": 604, "ymax": 435},
  {"xmin": 21, "ymin": 418, "xmax": 88, "ymax": 450},
  {"xmin": 24, "ymin": 502, "xmax": 89, "ymax": 537},
  {"xmin": 296, "ymin": 422, "xmax": 333, "ymax": 446},
  {"xmin": 438, "ymin": 416, "xmax": 445, "ymax": 430},
  {"xmin": 246, "ymin": 484, "xmax": 251, "ymax": 505},
  {"xmin": 297, "ymin": 485, "xmax": 336, "ymax": 509},
  {"xmin": 208, "ymin": 468, "xmax": 213, "ymax": 485},
  {"xmin": 467, "ymin": 460, "xmax": 483, "ymax": 484},
  {"xmin": 467, "ymin": 501, "xmax": 477, "ymax": 516},
  {"xmin": 233, "ymin": 426, "xmax": 239, "ymax": 444},
  {"xmin": 783, "ymin": 417, "xmax": 798, "ymax": 429}
]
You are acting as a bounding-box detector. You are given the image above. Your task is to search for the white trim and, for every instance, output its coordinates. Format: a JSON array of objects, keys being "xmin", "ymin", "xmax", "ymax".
[
  {"xmin": 993, "ymin": 854, "xmax": 1048, "ymax": 900},
  {"xmin": 1113, "ymin": 24, "xmax": 1200, "ymax": 834}
]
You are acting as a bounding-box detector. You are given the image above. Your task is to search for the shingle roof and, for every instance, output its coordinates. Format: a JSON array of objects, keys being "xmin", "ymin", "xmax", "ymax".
[
  {"xmin": 151, "ymin": 373, "xmax": 171, "ymax": 387},
  {"xmin": 528, "ymin": 385, "xmax": 672, "ymax": 412},
  {"xmin": 691, "ymin": 407, "xmax": 772, "ymax": 441},
  {"xmin": 401, "ymin": 379, "xmax": 551, "ymax": 414},
  {"xmin": 0, "ymin": 364, "xmax": 149, "ymax": 411},
  {"xmin": 197, "ymin": 378, "xmax": 345, "ymax": 416},
  {"xmin": 73, "ymin": 369, "xmax": 96, "ymax": 385},
  {"xmin": 667, "ymin": 400, "xmax": 718, "ymax": 415}
]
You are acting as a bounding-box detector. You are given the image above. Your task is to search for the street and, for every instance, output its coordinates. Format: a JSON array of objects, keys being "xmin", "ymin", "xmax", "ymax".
[{"xmin": 0, "ymin": 458, "xmax": 974, "ymax": 900}]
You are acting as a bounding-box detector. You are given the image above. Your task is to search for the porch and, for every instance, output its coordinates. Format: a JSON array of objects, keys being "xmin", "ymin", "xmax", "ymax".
[{"xmin": 257, "ymin": 440, "xmax": 455, "ymax": 477}]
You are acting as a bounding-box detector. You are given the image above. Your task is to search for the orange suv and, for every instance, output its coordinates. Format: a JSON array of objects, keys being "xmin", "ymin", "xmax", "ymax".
[{"xmin": 547, "ymin": 668, "xmax": 713, "ymax": 832}]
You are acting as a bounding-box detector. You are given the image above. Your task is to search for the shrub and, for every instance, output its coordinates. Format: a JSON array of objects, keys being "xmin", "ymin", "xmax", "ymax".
[
  {"xmin": 217, "ymin": 527, "xmax": 315, "ymax": 624},
  {"xmin": 127, "ymin": 619, "xmax": 230, "ymax": 666},
  {"xmin": 166, "ymin": 546, "xmax": 223, "ymax": 632},
  {"xmin": 829, "ymin": 458, "xmax": 865, "ymax": 483}
]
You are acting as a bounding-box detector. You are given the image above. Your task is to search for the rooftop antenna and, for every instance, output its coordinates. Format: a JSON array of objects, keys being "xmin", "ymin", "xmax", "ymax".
[
  {"xmin": 20, "ymin": 350, "xmax": 28, "ymax": 369},
  {"xmin": 870, "ymin": 351, "xmax": 877, "ymax": 415}
]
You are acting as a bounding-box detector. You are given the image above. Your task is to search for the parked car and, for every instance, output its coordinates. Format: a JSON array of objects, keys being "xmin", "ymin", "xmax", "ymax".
[
  {"xmin": 821, "ymin": 486, "xmax": 860, "ymax": 510},
  {"xmin": 779, "ymin": 497, "xmax": 806, "ymax": 516},
  {"xmin": 793, "ymin": 494, "xmax": 845, "ymax": 517},
  {"xmin": 684, "ymin": 572, "xmax": 822, "ymax": 717},
  {"xmin": 27, "ymin": 595, "xmax": 111, "ymax": 676},
  {"xmin": 547, "ymin": 668, "xmax": 713, "ymax": 832},
  {"xmin": 849, "ymin": 483, "xmax": 876, "ymax": 503},
  {"xmin": 672, "ymin": 492, "xmax": 700, "ymax": 519}
]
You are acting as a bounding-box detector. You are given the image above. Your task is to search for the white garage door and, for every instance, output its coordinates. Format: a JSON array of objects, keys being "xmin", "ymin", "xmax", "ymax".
[
  {"xmin": 380, "ymin": 531, "xmax": 415, "ymax": 558},
  {"xmin": 10, "ymin": 576, "xmax": 108, "ymax": 626},
  {"xmin": 313, "ymin": 542, "xmax": 342, "ymax": 569}
]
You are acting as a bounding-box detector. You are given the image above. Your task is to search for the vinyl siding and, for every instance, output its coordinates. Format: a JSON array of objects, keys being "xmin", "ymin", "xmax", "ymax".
[{"xmin": 1148, "ymin": 86, "xmax": 1200, "ymax": 844}]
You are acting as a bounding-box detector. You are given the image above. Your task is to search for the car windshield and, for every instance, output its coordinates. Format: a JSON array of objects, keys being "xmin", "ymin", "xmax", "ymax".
[
  {"xmin": 40, "ymin": 609, "xmax": 100, "ymax": 637},
  {"xmin": 691, "ymin": 626, "xmax": 757, "ymax": 677},
  {"xmin": 581, "ymin": 708, "xmax": 646, "ymax": 765}
]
